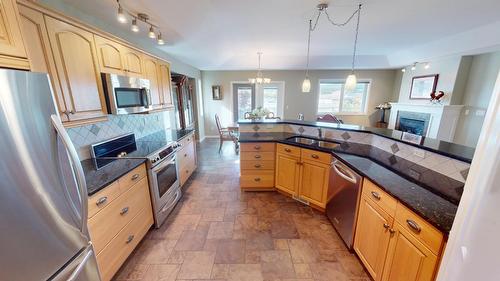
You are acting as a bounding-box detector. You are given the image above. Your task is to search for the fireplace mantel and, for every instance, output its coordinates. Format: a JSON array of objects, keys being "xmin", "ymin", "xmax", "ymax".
[{"xmin": 388, "ymin": 103, "xmax": 464, "ymax": 142}]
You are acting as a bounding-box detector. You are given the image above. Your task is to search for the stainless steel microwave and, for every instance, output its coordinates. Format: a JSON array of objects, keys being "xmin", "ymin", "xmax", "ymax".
[{"xmin": 102, "ymin": 73, "xmax": 152, "ymax": 115}]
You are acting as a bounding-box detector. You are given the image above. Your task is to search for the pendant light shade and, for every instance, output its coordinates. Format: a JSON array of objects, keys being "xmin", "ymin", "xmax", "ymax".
[
  {"xmin": 248, "ymin": 52, "xmax": 271, "ymax": 84},
  {"xmin": 345, "ymin": 74, "xmax": 357, "ymax": 92},
  {"xmin": 302, "ymin": 78, "xmax": 311, "ymax": 93}
]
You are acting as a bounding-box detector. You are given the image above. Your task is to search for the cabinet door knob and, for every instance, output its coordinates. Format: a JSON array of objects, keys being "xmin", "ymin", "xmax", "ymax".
[
  {"xmin": 284, "ymin": 148, "xmax": 291, "ymax": 152},
  {"xmin": 311, "ymin": 154, "xmax": 319, "ymax": 159},
  {"xmin": 254, "ymin": 155, "xmax": 261, "ymax": 159},
  {"xmin": 120, "ymin": 207, "xmax": 129, "ymax": 215},
  {"xmin": 96, "ymin": 196, "xmax": 108, "ymax": 206},
  {"xmin": 254, "ymin": 145, "xmax": 261, "ymax": 150},
  {"xmin": 406, "ymin": 219, "xmax": 421, "ymax": 233},
  {"xmin": 125, "ymin": 235, "xmax": 135, "ymax": 244},
  {"xmin": 254, "ymin": 164, "xmax": 261, "ymax": 168},
  {"xmin": 131, "ymin": 174, "xmax": 140, "ymax": 180},
  {"xmin": 383, "ymin": 223, "xmax": 390, "ymax": 229},
  {"xmin": 389, "ymin": 229, "xmax": 396, "ymax": 235},
  {"xmin": 254, "ymin": 177, "xmax": 261, "ymax": 182},
  {"xmin": 371, "ymin": 191, "xmax": 381, "ymax": 200}
]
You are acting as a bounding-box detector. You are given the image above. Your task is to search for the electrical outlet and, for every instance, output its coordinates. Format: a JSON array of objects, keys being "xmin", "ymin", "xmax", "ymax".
[{"xmin": 413, "ymin": 149, "xmax": 425, "ymax": 158}]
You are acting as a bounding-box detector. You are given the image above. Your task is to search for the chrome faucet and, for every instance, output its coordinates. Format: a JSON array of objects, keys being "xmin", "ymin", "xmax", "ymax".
[
  {"xmin": 298, "ymin": 113, "xmax": 304, "ymax": 120},
  {"xmin": 318, "ymin": 128, "xmax": 323, "ymax": 139}
]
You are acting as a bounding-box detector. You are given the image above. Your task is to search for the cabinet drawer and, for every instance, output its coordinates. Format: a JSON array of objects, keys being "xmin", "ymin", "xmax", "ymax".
[
  {"xmin": 276, "ymin": 143, "xmax": 301, "ymax": 157},
  {"xmin": 240, "ymin": 170, "xmax": 274, "ymax": 188},
  {"xmin": 88, "ymin": 181, "xmax": 120, "ymax": 219},
  {"xmin": 240, "ymin": 160, "xmax": 275, "ymax": 170},
  {"xmin": 117, "ymin": 164, "xmax": 147, "ymax": 193},
  {"xmin": 395, "ymin": 203, "xmax": 444, "ymax": 255},
  {"xmin": 301, "ymin": 148, "xmax": 332, "ymax": 165},
  {"xmin": 96, "ymin": 206, "xmax": 153, "ymax": 281},
  {"xmin": 240, "ymin": 151, "xmax": 275, "ymax": 161},
  {"xmin": 179, "ymin": 159, "xmax": 196, "ymax": 186},
  {"xmin": 88, "ymin": 177, "xmax": 150, "ymax": 255},
  {"xmin": 362, "ymin": 179, "xmax": 397, "ymax": 217},
  {"xmin": 178, "ymin": 133, "xmax": 194, "ymax": 148},
  {"xmin": 241, "ymin": 142, "xmax": 275, "ymax": 152}
]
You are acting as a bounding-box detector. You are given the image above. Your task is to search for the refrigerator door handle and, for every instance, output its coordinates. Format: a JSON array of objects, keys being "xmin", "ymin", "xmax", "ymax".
[
  {"xmin": 66, "ymin": 248, "xmax": 94, "ymax": 281},
  {"xmin": 51, "ymin": 114, "xmax": 88, "ymax": 232}
]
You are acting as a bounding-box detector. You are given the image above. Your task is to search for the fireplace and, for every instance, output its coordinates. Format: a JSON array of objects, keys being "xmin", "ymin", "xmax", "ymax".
[{"xmin": 395, "ymin": 111, "xmax": 431, "ymax": 136}]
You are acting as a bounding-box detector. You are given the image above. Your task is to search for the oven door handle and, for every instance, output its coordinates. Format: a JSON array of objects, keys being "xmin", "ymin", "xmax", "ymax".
[{"xmin": 152, "ymin": 156, "xmax": 176, "ymax": 173}]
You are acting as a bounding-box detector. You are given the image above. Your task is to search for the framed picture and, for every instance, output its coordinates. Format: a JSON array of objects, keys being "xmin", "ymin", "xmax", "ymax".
[
  {"xmin": 212, "ymin": 85, "xmax": 222, "ymax": 100},
  {"xmin": 401, "ymin": 131, "xmax": 423, "ymax": 145},
  {"xmin": 410, "ymin": 74, "xmax": 439, "ymax": 99}
]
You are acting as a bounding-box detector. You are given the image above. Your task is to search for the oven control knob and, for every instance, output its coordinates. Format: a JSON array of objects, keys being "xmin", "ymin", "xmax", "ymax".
[{"xmin": 151, "ymin": 159, "xmax": 156, "ymax": 163}]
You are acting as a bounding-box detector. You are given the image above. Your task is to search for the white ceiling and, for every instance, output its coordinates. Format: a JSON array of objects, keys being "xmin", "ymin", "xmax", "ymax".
[{"xmin": 61, "ymin": 0, "xmax": 500, "ymax": 70}]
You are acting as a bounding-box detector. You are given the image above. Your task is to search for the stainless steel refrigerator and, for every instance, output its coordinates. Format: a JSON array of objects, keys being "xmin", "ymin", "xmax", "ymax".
[{"xmin": 0, "ymin": 69, "xmax": 101, "ymax": 281}]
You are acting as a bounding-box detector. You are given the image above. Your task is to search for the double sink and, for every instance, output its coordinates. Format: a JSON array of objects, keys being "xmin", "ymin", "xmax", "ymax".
[{"xmin": 287, "ymin": 136, "xmax": 340, "ymax": 149}]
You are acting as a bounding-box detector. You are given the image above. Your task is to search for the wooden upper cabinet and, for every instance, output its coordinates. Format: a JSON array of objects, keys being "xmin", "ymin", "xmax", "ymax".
[
  {"xmin": 299, "ymin": 160, "xmax": 330, "ymax": 207},
  {"xmin": 381, "ymin": 222, "xmax": 439, "ymax": 281},
  {"xmin": 0, "ymin": 0, "xmax": 28, "ymax": 68},
  {"xmin": 142, "ymin": 56, "xmax": 162, "ymax": 108},
  {"xmin": 45, "ymin": 16, "xmax": 107, "ymax": 122},
  {"xmin": 158, "ymin": 61, "xmax": 173, "ymax": 107},
  {"xmin": 17, "ymin": 4, "xmax": 69, "ymax": 121},
  {"xmin": 122, "ymin": 47, "xmax": 143, "ymax": 75},
  {"xmin": 354, "ymin": 195, "xmax": 393, "ymax": 281},
  {"xmin": 94, "ymin": 35, "xmax": 124, "ymax": 75},
  {"xmin": 275, "ymin": 153, "xmax": 300, "ymax": 196}
]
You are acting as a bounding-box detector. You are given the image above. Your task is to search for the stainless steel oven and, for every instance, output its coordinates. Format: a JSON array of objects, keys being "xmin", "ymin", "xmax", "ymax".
[
  {"xmin": 148, "ymin": 151, "xmax": 181, "ymax": 228},
  {"xmin": 101, "ymin": 73, "xmax": 152, "ymax": 114}
]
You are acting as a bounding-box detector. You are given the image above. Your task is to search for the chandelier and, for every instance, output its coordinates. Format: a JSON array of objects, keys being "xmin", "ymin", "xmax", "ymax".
[
  {"xmin": 249, "ymin": 52, "xmax": 271, "ymax": 84},
  {"xmin": 302, "ymin": 3, "xmax": 363, "ymax": 93}
]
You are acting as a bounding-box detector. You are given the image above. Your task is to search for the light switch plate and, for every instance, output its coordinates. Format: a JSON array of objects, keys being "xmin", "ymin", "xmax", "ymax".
[{"xmin": 413, "ymin": 149, "xmax": 426, "ymax": 158}]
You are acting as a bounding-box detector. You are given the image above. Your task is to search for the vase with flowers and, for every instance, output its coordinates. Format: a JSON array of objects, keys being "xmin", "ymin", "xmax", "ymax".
[{"xmin": 249, "ymin": 107, "xmax": 270, "ymax": 120}]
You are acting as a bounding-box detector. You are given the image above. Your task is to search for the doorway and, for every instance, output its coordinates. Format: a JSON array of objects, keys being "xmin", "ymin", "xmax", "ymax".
[{"xmin": 232, "ymin": 81, "xmax": 285, "ymax": 121}]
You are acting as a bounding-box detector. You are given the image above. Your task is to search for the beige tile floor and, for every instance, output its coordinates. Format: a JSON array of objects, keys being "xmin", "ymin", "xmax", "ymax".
[{"xmin": 113, "ymin": 139, "xmax": 371, "ymax": 281}]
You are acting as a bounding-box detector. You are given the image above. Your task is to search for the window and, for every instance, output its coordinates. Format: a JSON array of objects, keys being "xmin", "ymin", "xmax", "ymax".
[
  {"xmin": 233, "ymin": 85, "xmax": 254, "ymax": 120},
  {"xmin": 317, "ymin": 81, "xmax": 370, "ymax": 115},
  {"xmin": 263, "ymin": 86, "xmax": 278, "ymax": 116}
]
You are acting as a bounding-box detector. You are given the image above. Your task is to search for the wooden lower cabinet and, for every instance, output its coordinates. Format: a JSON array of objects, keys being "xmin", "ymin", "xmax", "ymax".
[
  {"xmin": 355, "ymin": 179, "xmax": 442, "ymax": 281},
  {"xmin": 177, "ymin": 133, "xmax": 197, "ymax": 187},
  {"xmin": 354, "ymin": 194, "xmax": 393, "ymax": 281},
  {"xmin": 381, "ymin": 222, "xmax": 439, "ymax": 281},
  {"xmin": 275, "ymin": 153, "xmax": 299, "ymax": 195},
  {"xmin": 299, "ymin": 159, "xmax": 330, "ymax": 207}
]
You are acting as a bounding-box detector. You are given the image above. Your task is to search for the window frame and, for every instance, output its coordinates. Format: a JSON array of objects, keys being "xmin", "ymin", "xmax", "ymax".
[{"xmin": 316, "ymin": 79, "xmax": 371, "ymax": 116}]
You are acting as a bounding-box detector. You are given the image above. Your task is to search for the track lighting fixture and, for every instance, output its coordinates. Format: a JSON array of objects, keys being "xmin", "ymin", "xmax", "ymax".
[
  {"xmin": 148, "ymin": 25, "xmax": 156, "ymax": 39},
  {"xmin": 116, "ymin": 1, "xmax": 165, "ymax": 45},
  {"xmin": 131, "ymin": 18, "xmax": 139, "ymax": 32},
  {"xmin": 157, "ymin": 33, "xmax": 165, "ymax": 45},
  {"xmin": 117, "ymin": 2, "xmax": 127, "ymax": 23}
]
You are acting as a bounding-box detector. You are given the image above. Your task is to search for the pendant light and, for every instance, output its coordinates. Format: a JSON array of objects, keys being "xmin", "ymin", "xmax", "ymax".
[
  {"xmin": 345, "ymin": 4, "xmax": 362, "ymax": 92},
  {"xmin": 249, "ymin": 52, "xmax": 271, "ymax": 84},
  {"xmin": 117, "ymin": 1, "xmax": 127, "ymax": 23},
  {"xmin": 302, "ymin": 20, "xmax": 313, "ymax": 93}
]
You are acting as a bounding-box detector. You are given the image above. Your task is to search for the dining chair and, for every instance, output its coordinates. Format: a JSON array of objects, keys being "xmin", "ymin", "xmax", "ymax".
[{"xmin": 215, "ymin": 114, "xmax": 239, "ymax": 153}]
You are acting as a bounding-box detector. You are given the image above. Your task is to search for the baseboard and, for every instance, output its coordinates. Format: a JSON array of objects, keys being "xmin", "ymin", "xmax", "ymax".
[{"xmin": 203, "ymin": 135, "xmax": 219, "ymax": 139}]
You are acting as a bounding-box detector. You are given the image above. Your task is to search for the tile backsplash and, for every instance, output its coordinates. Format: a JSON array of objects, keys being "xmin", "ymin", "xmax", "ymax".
[{"xmin": 68, "ymin": 111, "xmax": 174, "ymax": 160}]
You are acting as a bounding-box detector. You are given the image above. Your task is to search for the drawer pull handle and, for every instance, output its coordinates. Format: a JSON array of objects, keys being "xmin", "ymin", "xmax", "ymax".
[
  {"xmin": 254, "ymin": 177, "xmax": 261, "ymax": 182},
  {"xmin": 311, "ymin": 154, "xmax": 319, "ymax": 159},
  {"xmin": 383, "ymin": 223, "xmax": 390, "ymax": 229},
  {"xmin": 120, "ymin": 207, "xmax": 129, "ymax": 215},
  {"xmin": 126, "ymin": 235, "xmax": 135, "ymax": 244},
  {"xmin": 254, "ymin": 164, "xmax": 262, "ymax": 168},
  {"xmin": 284, "ymin": 148, "xmax": 292, "ymax": 152},
  {"xmin": 254, "ymin": 155, "xmax": 261, "ymax": 159},
  {"xmin": 96, "ymin": 196, "xmax": 107, "ymax": 206},
  {"xmin": 371, "ymin": 191, "xmax": 381, "ymax": 200},
  {"xmin": 389, "ymin": 229, "xmax": 395, "ymax": 235},
  {"xmin": 406, "ymin": 219, "xmax": 421, "ymax": 233},
  {"xmin": 254, "ymin": 145, "xmax": 261, "ymax": 150},
  {"xmin": 131, "ymin": 174, "xmax": 140, "ymax": 180},
  {"xmin": 184, "ymin": 153, "xmax": 188, "ymax": 157}
]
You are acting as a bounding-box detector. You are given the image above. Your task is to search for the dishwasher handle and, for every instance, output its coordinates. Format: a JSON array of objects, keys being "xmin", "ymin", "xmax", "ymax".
[{"xmin": 332, "ymin": 160, "xmax": 357, "ymax": 184}]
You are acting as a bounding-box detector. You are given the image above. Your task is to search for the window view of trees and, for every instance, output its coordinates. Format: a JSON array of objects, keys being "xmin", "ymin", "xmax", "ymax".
[{"xmin": 318, "ymin": 81, "xmax": 369, "ymax": 114}]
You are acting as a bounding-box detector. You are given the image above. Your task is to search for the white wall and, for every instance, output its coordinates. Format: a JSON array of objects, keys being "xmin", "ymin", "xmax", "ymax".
[
  {"xmin": 201, "ymin": 69, "xmax": 398, "ymax": 136},
  {"xmin": 396, "ymin": 56, "xmax": 469, "ymax": 105},
  {"xmin": 453, "ymin": 52, "xmax": 500, "ymax": 147}
]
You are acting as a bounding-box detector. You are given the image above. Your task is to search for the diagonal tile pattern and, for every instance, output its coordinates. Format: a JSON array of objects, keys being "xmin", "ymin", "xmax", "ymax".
[{"xmin": 113, "ymin": 139, "xmax": 370, "ymax": 281}]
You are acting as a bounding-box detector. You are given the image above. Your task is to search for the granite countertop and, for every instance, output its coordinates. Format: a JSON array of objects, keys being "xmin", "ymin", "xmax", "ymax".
[
  {"xmin": 238, "ymin": 119, "xmax": 475, "ymax": 163},
  {"xmin": 239, "ymin": 132, "xmax": 459, "ymax": 234},
  {"xmin": 82, "ymin": 158, "xmax": 147, "ymax": 196}
]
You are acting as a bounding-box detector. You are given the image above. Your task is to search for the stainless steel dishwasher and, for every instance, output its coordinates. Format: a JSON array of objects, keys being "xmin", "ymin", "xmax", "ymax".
[{"xmin": 326, "ymin": 157, "xmax": 363, "ymax": 249}]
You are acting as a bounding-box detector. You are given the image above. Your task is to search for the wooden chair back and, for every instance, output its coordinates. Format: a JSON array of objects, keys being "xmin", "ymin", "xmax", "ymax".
[{"xmin": 215, "ymin": 114, "xmax": 223, "ymax": 136}]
